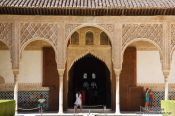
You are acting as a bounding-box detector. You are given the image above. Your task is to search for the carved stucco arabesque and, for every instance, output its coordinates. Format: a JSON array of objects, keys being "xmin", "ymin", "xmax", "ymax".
[
  {"xmin": 122, "ymin": 24, "xmax": 163, "ymax": 51},
  {"xmin": 65, "ymin": 23, "xmax": 114, "ymax": 70},
  {"xmin": 0, "ymin": 23, "xmax": 12, "ymax": 47},
  {"xmin": 170, "ymin": 24, "xmax": 175, "ymax": 57},
  {"xmin": 122, "ymin": 24, "xmax": 164, "ymax": 68},
  {"xmin": 168, "ymin": 24, "xmax": 175, "ymax": 74},
  {"xmin": 122, "ymin": 23, "xmax": 173, "ymax": 77},
  {"xmin": 19, "ymin": 22, "xmax": 59, "ymax": 64},
  {"xmin": 67, "ymin": 47, "xmax": 112, "ymax": 72},
  {"xmin": 0, "ymin": 21, "xmax": 172, "ymax": 79},
  {"xmin": 0, "ymin": 23, "xmax": 14, "ymax": 68}
]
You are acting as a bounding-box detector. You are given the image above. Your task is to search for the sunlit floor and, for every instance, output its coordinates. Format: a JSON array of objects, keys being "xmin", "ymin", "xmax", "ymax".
[
  {"xmin": 16, "ymin": 108, "xmax": 164, "ymax": 116},
  {"xmin": 16, "ymin": 112, "xmax": 163, "ymax": 116}
]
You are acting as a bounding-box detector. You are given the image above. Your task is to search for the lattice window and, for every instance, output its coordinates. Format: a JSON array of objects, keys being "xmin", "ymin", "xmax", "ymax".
[
  {"xmin": 100, "ymin": 32, "xmax": 110, "ymax": 45},
  {"xmin": 18, "ymin": 91, "xmax": 49, "ymax": 111},
  {"xmin": 85, "ymin": 31, "xmax": 94, "ymax": 45},
  {"xmin": 70, "ymin": 31, "xmax": 79, "ymax": 45}
]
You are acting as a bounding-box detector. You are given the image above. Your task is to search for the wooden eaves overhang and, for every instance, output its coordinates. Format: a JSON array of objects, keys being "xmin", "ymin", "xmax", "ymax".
[{"xmin": 0, "ymin": 0, "xmax": 175, "ymax": 16}]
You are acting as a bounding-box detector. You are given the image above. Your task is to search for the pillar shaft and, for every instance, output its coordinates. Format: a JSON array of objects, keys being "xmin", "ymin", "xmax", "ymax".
[
  {"xmin": 163, "ymin": 70, "xmax": 169, "ymax": 100},
  {"xmin": 164, "ymin": 78, "xmax": 169, "ymax": 100},
  {"xmin": 114, "ymin": 69, "xmax": 121, "ymax": 114},
  {"xmin": 58, "ymin": 69, "xmax": 64, "ymax": 114},
  {"xmin": 13, "ymin": 69, "xmax": 19, "ymax": 113}
]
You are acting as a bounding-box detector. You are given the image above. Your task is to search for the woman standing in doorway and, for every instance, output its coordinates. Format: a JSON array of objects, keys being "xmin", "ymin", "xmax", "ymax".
[{"xmin": 74, "ymin": 91, "xmax": 82, "ymax": 113}]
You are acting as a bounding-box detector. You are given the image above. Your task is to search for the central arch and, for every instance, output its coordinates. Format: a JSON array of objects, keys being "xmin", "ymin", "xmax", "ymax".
[{"xmin": 68, "ymin": 54, "xmax": 111, "ymax": 108}]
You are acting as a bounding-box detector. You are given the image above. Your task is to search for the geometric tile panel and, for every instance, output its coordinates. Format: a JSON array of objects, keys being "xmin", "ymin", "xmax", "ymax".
[
  {"xmin": 0, "ymin": 91, "xmax": 14, "ymax": 99},
  {"xmin": 0, "ymin": 90, "xmax": 174, "ymax": 112},
  {"xmin": 169, "ymin": 92, "xmax": 175, "ymax": 100},
  {"xmin": 18, "ymin": 91, "xmax": 49, "ymax": 111},
  {"xmin": 0, "ymin": 91, "xmax": 49, "ymax": 112},
  {"xmin": 145, "ymin": 91, "xmax": 175, "ymax": 111},
  {"xmin": 152, "ymin": 91, "xmax": 164, "ymax": 108}
]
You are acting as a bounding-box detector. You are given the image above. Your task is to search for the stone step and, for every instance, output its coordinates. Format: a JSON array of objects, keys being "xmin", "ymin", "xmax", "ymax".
[{"xmin": 66, "ymin": 109, "xmax": 112, "ymax": 113}]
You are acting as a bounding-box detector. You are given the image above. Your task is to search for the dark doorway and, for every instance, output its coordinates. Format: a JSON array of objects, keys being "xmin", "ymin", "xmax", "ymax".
[{"xmin": 68, "ymin": 54, "xmax": 111, "ymax": 108}]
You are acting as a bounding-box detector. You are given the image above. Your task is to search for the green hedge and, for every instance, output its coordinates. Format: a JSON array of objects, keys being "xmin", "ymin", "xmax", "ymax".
[
  {"xmin": 161, "ymin": 100, "xmax": 175, "ymax": 116},
  {"xmin": 0, "ymin": 100, "xmax": 15, "ymax": 116}
]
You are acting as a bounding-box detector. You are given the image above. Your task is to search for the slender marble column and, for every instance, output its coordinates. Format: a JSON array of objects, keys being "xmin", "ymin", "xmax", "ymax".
[
  {"xmin": 114, "ymin": 68, "xmax": 121, "ymax": 114},
  {"xmin": 13, "ymin": 70, "xmax": 19, "ymax": 113},
  {"xmin": 164, "ymin": 78, "xmax": 169, "ymax": 100},
  {"xmin": 163, "ymin": 70, "xmax": 169, "ymax": 100},
  {"xmin": 58, "ymin": 69, "xmax": 64, "ymax": 114}
]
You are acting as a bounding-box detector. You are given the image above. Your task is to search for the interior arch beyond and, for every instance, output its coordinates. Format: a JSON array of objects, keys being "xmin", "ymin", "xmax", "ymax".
[{"xmin": 68, "ymin": 54, "xmax": 111, "ymax": 108}]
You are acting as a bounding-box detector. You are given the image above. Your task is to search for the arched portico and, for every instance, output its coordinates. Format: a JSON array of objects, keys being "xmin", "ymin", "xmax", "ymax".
[
  {"xmin": 65, "ymin": 26, "xmax": 114, "ymax": 112},
  {"xmin": 19, "ymin": 39, "xmax": 59, "ymax": 111},
  {"xmin": 120, "ymin": 39, "xmax": 165, "ymax": 111}
]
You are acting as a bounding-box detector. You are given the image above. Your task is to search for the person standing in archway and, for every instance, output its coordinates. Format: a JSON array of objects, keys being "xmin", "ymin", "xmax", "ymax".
[
  {"xmin": 144, "ymin": 88, "xmax": 150, "ymax": 109},
  {"xmin": 74, "ymin": 91, "xmax": 82, "ymax": 113},
  {"xmin": 82, "ymin": 73, "xmax": 89, "ymax": 105},
  {"xmin": 149, "ymin": 89, "xmax": 154, "ymax": 108}
]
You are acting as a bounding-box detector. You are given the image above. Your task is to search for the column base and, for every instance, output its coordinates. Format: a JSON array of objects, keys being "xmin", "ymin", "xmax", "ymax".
[
  {"xmin": 58, "ymin": 110, "xmax": 64, "ymax": 114},
  {"xmin": 115, "ymin": 104, "xmax": 120, "ymax": 114}
]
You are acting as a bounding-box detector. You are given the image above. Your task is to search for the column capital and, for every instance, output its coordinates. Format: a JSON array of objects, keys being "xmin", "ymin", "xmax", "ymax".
[
  {"xmin": 57, "ymin": 69, "xmax": 65, "ymax": 77},
  {"xmin": 114, "ymin": 68, "xmax": 121, "ymax": 77},
  {"xmin": 12, "ymin": 69, "xmax": 19, "ymax": 76},
  {"xmin": 162, "ymin": 69, "xmax": 170, "ymax": 78}
]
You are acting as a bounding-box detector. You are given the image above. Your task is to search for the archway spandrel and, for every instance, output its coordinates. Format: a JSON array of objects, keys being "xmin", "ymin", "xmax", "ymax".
[
  {"xmin": 97, "ymin": 24, "xmax": 114, "ymax": 33},
  {"xmin": 0, "ymin": 23, "xmax": 12, "ymax": 48},
  {"xmin": 68, "ymin": 50, "xmax": 111, "ymax": 72},
  {"xmin": 20, "ymin": 23, "xmax": 58, "ymax": 49},
  {"xmin": 65, "ymin": 24, "xmax": 81, "ymax": 39},
  {"xmin": 122, "ymin": 24, "xmax": 163, "ymax": 51}
]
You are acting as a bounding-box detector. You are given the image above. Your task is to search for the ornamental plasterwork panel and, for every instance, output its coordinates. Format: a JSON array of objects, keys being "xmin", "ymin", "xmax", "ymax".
[
  {"xmin": 170, "ymin": 24, "xmax": 175, "ymax": 51},
  {"xmin": 122, "ymin": 24, "xmax": 163, "ymax": 50},
  {"xmin": 20, "ymin": 23, "xmax": 58, "ymax": 49},
  {"xmin": 97, "ymin": 24, "xmax": 114, "ymax": 33},
  {"xmin": 0, "ymin": 23, "xmax": 12, "ymax": 48},
  {"xmin": 0, "ymin": 83, "xmax": 49, "ymax": 91},
  {"xmin": 65, "ymin": 24, "xmax": 81, "ymax": 39},
  {"xmin": 67, "ymin": 47, "xmax": 112, "ymax": 72}
]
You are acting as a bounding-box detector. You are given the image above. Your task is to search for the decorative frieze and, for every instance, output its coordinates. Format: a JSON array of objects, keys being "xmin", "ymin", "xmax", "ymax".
[
  {"xmin": 122, "ymin": 24, "xmax": 163, "ymax": 50},
  {"xmin": 137, "ymin": 83, "xmax": 175, "ymax": 92},
  {"xmin": 0, "ymin": 23, "xmax": 12, "ymax": 48},
  {"xmin": 0, "ymin": 83, "xmax": 49, "ymax": 91},
  {"xmin": 20, "ymin": 23, "xmax": 58, "ymax": 49}
]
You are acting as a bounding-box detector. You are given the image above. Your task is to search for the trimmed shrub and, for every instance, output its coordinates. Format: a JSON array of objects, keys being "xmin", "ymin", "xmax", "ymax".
[
  {"xmin": 0, "ymin": 100, "xmax": 15, "ymax": 116},
  {"xmin": 161, "ymin": 100, "xmax": 175, "ymax": 116}
]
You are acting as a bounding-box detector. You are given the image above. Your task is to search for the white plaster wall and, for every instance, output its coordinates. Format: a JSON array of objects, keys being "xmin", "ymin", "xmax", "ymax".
[
  {"xmin": 0, "ymin": 50, "xmax": 13, "ymax": 83},
  {"xmin": 19, "ymin": 51, "xmax": 43, "ymax": 83},
  {"xmin": 1, "ymin": 50, "xmax": 175, "ymax": 84},
  {"xmin": 137, "ymin": 51, "xmax": 164, "ymax": 83}
]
